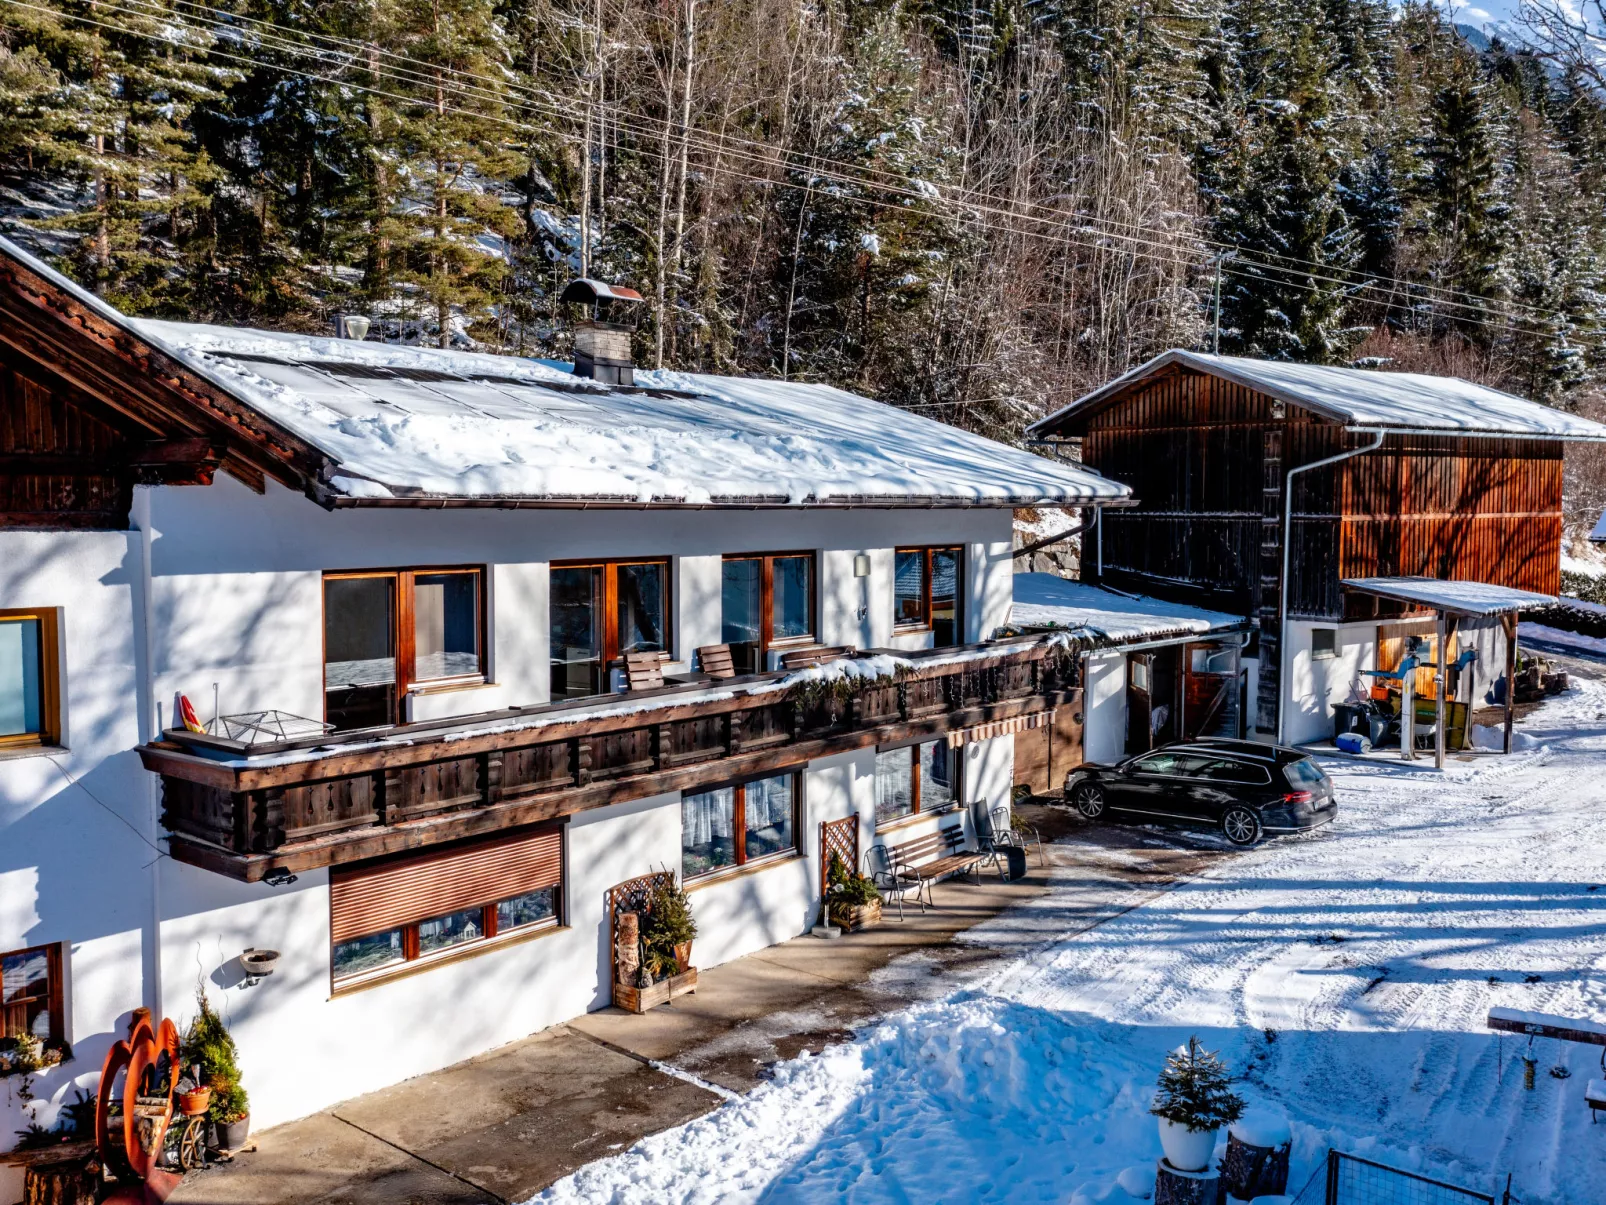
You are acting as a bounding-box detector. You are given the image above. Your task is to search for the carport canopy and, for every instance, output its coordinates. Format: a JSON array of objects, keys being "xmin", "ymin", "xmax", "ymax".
[{"xmin": 1340, "ymin": 576, "xmax": 1555, "ymax": 762}]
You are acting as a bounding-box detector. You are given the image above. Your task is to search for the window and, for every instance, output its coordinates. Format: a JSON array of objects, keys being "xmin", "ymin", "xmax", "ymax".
[
  {"xmin": 721, "ymin": 553, "xmax": 816, "ymax": 674},
  {"xmin": 874, "ymin": 740, "xmax": 957, "ymax": 826},
  {"xmin": 0, "ymin": 609, "xmax": 60, "ymax": 750},
  {"xmin": 894, "ymin": 548, "xmax": 963, "ymax": 647},
  {"xmin": 324, "ymin": 568, "xmax": 484, "ymax": 729},
  {"xmin": 681, "ymin": 773, "xmax": 798, "ymax": 879},
  {"xmin": 2, "ymin": 943, "xmax": 63, "ymax": 1043},
  {"xmin": 1311, "ymin": 628, "xmax": 1337, "ymax": 661},
  {"xmin": 1198, "ymin": 758, "xmax": 1271, "ymax": 785},
  {"xmin": 1130, "ymin": 752, "xmax": 1209, "ymax": 776},
  {"xmin": 551, "ymin": 559, "xmax": 670, "ymax": 700},
  {"xmin": 329, "ymin": 826, "xmax": 562, "ymax": 987}
]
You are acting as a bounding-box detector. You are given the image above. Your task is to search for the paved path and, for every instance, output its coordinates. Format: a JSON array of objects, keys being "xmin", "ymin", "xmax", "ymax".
[{"xmin": 170, "ymin": 809, "xmax": 1231, "ymax": 1205}]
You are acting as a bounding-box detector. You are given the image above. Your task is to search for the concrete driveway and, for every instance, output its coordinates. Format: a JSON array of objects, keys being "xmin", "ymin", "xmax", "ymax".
[{"xmin": 169, "ymin": 807, "xmax": 1232, "ymax": 1205}]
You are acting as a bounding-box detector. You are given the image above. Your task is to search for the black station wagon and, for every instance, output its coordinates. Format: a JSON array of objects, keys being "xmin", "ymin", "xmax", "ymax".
[{"xmin": 1064, "ymin": 738, "xmax": 1337, "ymax": 846}]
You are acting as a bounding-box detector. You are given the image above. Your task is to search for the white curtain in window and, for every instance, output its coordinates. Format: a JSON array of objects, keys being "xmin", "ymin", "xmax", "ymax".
[
  {"xmin": 683, "ymin": 787, "xmax": 735, "ymax": 845},
  {"xmin": 745, "ymin": 775, "xmax": 792, "ymax": 830}
]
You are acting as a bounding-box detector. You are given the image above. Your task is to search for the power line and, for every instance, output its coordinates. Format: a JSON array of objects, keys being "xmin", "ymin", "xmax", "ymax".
[
  {"xmin": 60, "ymin": 0, "xmax": 1578, "ymax": 328},
  {"xmin": 1, "ymin": 0, "xmax": 1592, "ymax": 351}
]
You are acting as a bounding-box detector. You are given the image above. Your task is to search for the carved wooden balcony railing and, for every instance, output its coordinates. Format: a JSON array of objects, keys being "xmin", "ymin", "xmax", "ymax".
[{"xmin": 138, "ymin": 638, "xmax": 1080, "ymax": 881}]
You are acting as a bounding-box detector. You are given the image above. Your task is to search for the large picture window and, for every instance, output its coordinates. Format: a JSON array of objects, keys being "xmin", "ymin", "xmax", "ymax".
[
  {"xmin": 324, "ymin": 568, "xmax": 484, "ymax": 730},
  {"xmin": 1, "ymin": 943, "xmax": 63, "ymax": 1043},
  {"xmin": 0, "ymin": 609, "xmax": 60, "ymax": 750},
  {"xmin": 874, "ymin": 741, "xmax": 957, "ymax": 826},
  {"xmin": 329, "ymin": 826, "xmax": 563, "ymax": 987},
  {"xmin": 893, "ymin": 547, "xmax": 963, "ymax": 647},
  {"xmin": 721, "ymin": 553, "xmax": 815, "ymax": 674},
  {"xmin": 682, "ymin": 772, "xmax": 799, "ymax": 879},
  {"xmin": 550, "ymin": 559, "xmax": 670, "ymax": 700}
]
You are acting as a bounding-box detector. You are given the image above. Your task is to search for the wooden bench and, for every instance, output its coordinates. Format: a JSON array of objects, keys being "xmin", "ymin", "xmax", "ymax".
[
  {"xmin": 1588, "ymin": 1079, "xmax": 1606, "ymax": 1123},
  {"xmin": 885, "ymin": 823, "xmax": 991, "ymax": 901},
  {"xmin": 779, "ymin": 645, "xmax": 852, "ymax": 671}
]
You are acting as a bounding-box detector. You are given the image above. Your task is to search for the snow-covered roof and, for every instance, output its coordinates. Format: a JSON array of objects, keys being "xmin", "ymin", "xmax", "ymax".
[
  {"xmin": 1029, "ymin": 350, "xmax": 1606, "ymax": 442},
  {"xmin": 1341, "ymin": 577, "xmax": 1556, "ymax": 615},
  {"xmin": 1010, "ymin": 573, "xmax": 1247, "ymax": 644},
  {"xmin": 0, "ymin": 235, "xmax": 1129, "ymax": 509},
  {"xmin": 1592, "ymin": 509, "xmax": 1606, "ymax": 543}
]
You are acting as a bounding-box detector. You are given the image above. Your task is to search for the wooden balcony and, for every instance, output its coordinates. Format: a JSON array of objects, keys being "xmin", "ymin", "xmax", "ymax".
[{"xmin": 138, "ymin": 638, "xmax": 1080, "ymax": 882}]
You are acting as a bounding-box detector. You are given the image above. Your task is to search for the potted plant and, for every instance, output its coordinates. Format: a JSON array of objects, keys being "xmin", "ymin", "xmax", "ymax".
[
  {"xmin": 182, "ymin": 989, "xmax": 251, "ymax": 1150},
  {"xmin": 1150, "ymin": 1036, "xmax": 1244, "ymax": 1172},
  {"xmin": 825, "ymin": 853, "xmax": 882, "ymax": 931},
  {"xmin": 641, "ymin": 876, "xmax": 697, "ymax": 978}
]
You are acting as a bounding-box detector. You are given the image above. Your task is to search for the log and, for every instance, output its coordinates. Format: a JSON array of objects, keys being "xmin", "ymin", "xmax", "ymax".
[
  {"xmin": 22, "ymin": 1156, "xmax": 96, "ymax": 1205},
  {"xmin": 1154, "ymin": 1158, "xmax": 1218, "ymax": 1205},
  {"xmin": 615, "ymin": 911, "xmax": 641, "ymax": 984},
  {"xmin": 1219, "ymin": 1130, "xmax": 1291, "ymax": 1200}
]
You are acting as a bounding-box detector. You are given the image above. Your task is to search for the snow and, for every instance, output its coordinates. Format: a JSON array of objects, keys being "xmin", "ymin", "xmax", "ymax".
[
  {"xmin": 1470, "ymin": 723, "xmax": 1540, "ymax": 751},
  {"xmin": 529, "ymin": 677, "xmax": 1606, "ymax": 1205},
  {"xmin": 1230, "ymin": 1107, "xmax": 1293, "ymax": 1150},
  {"xmin": 1342, "ymin": 576, "xmax": 1555, "ymax": 615},
  {"xmin": 1520, "ymin": 622, "xmax": 1606, "ymax": 658},
  {"xmin": 0, "ymin": 233, "xmax": 1128, "ymax": 508},
  {"xmin": 1486, "ymin": 1008, "xmax": 1606, "ymax": 1040},
  {"xmin": 1011, "ymin": 573, "xmax": 1245, "ymax": 643},
  {"xmin": 1593, "ymin": 508, "xmax": 1606, "ymax": 543},
  {"xmin": 1030, "ymin": 350, "xmax": 1606, "ymax": 442}
]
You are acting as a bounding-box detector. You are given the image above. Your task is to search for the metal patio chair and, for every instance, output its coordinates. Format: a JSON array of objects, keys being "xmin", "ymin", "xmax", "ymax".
[
  {"xmin": 967, "ymin": 802, "xmax": 1010, "ymax": 881},
  {"xmin": 864, "ymin": 843, "xmax": 926, "ymax": 920},
  {"xmin": 992, "ymin": 805, "xmax": 1044, "ymax": 867}
]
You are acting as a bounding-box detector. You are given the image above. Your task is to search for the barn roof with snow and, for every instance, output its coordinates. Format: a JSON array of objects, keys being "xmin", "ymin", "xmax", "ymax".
[
  {"xmin": 1028, "ymin": 349, "xmax": 1606, "ymax": 442},
  {"xmin": 0, "ymin": 235, "xmax": 1129, "ymax": 510},
  {"xmin": 1010, "ymin": 574, "xmax": 1247, "ymax": 644}
]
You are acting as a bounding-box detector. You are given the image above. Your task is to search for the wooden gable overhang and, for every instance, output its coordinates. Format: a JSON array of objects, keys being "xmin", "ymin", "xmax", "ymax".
[{"xmin": 0, "ymin": 247, "xmax": 333, "ymax": 528}]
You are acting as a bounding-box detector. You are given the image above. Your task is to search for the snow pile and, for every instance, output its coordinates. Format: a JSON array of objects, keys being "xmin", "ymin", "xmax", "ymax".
[
  {"xmin": 1470, "ymin": 723, "xmax": 1541, "ymax": 751},
  {"xmin": 532, "ymin": 676, "xmax": 1606, "ymax": 1205},
  {"xmin": 1011, "ymin": 574, "xmax": 1244, "ymax": 643},
  {"xmin": 778, "ymin": 653, "xmax": 908, "ymax": 690},
  {"xmin": 1520, "ymin": 622, "xmax": 1606, "ymax": 659}
]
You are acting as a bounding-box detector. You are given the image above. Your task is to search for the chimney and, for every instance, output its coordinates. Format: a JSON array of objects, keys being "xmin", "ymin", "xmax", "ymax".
[{"xmin": 559, "ymin": 278, "xmax": 645, "ymax": 386}]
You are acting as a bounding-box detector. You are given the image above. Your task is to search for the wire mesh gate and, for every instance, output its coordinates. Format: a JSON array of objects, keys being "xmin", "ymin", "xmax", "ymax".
[{"xmin": 1291, "ymin": 1151, "xmax": 1504, "ymax": 1205}]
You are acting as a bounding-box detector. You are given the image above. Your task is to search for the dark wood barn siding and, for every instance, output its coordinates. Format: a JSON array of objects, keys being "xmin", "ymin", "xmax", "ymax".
[
  {"xmin": 1336, "ymin": 435, "xmax": 1562, "ymax": 619},
  {"xmin": 0, "ymin": 347, "xmax": 132, "ymax": 528}
]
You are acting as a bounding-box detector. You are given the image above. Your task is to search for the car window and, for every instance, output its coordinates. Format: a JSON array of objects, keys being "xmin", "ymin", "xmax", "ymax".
[
  {"xmin": 1283, "ymin": 758, "xmax": 1329, "ymax": 790},
  {"xmin": 1199, "ymin": 758, "xmax": 1271, "ymax": 785},
  {"xmin": 1132, "ymin": 753, "xmax": 1212, "ymax": 777}
]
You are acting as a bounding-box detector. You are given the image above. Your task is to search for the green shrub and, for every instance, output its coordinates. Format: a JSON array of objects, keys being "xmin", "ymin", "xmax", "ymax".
[
  {"xmin": 826, "ymin": 852, "xmax": 881, "ymax": 906},
  {"xmin": 182, "ymin": 989, "xmax": 249, "ymax": 1125},
  {"xmin": 641, "ymin": 877, "xmax": 697, "ymax": 980},
  {"xmin": 1561, "ymin": 569, "xmax": 1606, "ymax": 606},
  {"xmin": 1151, "ymin": 1036, "xmax": 1244, "ymax": 1132}
]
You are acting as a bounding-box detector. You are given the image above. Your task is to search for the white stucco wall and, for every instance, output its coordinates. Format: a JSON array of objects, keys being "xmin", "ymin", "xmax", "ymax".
[{"xmin": 1283, "ymin": 620, "xmax": 1379, "ymax": 746}]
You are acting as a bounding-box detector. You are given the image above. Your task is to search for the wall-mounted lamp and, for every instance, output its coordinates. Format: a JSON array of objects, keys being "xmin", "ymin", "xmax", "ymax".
[
  {"xmin": 263, "ymin": 869, "xmax": 298, "ymax": 887},
  {"xmin": 1270, "ymin": 400, "xmax": 1287, "ymax": 420},
  {"xmin": 854, "ymin": 554, "xmax": 872, "ymax": 578}
]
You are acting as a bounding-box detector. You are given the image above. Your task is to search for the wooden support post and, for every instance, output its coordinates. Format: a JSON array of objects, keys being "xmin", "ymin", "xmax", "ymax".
[
  {"xmin": 1434, "ymin": 612, "xmax": 1447, "ymax": 771},
  {"xmin": 1502, "ymin": 613, "xmax": 1517, "ymax": 755}
]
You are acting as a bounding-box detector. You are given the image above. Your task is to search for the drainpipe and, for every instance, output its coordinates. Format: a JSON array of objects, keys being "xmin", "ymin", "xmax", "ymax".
[
  {"xmin": 131, "ymin": 488, "xmax": 164, "ymax": 1021},
  {"xmin": 1275, "ymin": 430, "xmax": 1385, "ymax": 746}
]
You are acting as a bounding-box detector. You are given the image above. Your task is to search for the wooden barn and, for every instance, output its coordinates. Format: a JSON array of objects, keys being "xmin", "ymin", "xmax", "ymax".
[{"xmin": 1026, "ymin": 351, "xmax": 1606, "ymax": 746}]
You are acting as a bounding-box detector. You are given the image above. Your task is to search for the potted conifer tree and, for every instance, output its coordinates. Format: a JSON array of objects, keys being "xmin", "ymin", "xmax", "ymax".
[
  {"xmin": 183, "ymin": 989, "xmax": 251, "ymax": 1150},
  {"xmin": 1151, "ymin": 1036, "xmax": 1244, "ymax": 1172}
]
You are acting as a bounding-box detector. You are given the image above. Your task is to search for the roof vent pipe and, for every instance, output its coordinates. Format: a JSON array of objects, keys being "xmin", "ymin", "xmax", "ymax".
[
  {"xmin": 560, "ymin": 278, "xmax": 644, "ymax": 386},
  {"xmin": 335, "ymin": 315, "xmax": 370, "ymax": 341}
]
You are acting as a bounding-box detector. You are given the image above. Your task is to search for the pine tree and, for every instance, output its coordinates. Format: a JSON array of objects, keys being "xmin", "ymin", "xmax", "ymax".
[{"xmin": 1151, "ymin": 1035, "xmax": 1246, "ymax": 1130}]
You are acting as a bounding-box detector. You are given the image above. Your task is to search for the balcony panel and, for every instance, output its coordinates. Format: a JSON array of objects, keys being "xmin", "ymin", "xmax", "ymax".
[{"xmin": 141, "ymin": 638, "xmax": 1079, "ymax": 881}]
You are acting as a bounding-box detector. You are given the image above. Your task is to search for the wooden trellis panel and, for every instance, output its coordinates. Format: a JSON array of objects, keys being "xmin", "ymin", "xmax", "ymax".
[
  {"xmin": 605, "ymin": 870, "xmax": 675, "ymax": 990},
  {"xmin": 820, "ymin": 816, "xmax": 859, "ymax": 897}
]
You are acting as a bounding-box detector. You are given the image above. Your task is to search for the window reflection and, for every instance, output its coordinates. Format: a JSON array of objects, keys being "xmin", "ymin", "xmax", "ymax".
[
  {"xmin": 682, "ymin": 786, "xmax": 737, "ymax": 877},
  {"xmin": 722, "ymin": 559, "xmax": 763, "ymax": 674},
  {"xmin": 551, "ymin": 566, "xmax": 605, "ymax": 699}
]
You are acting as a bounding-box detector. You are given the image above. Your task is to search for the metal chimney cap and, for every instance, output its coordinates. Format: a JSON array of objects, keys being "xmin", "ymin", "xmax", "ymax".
[
  {"xmin": 559, "ymin": 278, "xmax": 645, "ymax": 306},
  {"xmin": 337, "ymin": 315, "xmax": 371, "ymax": 341}
]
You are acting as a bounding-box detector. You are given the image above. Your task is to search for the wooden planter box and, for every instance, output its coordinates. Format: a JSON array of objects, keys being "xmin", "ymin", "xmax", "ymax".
[
  {"xmin": 614, "ymin": 967, "xmax": 698, "ymax": 1013},
  {"xmin": 829, "ymin": 900, "xmax": 881, "ymax": 932}
]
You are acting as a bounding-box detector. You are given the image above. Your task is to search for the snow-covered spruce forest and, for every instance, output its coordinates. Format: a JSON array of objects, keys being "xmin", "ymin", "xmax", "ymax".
[{"xmin": 4, "ymin": 0, "xmax": 1606, "ymax": 444}]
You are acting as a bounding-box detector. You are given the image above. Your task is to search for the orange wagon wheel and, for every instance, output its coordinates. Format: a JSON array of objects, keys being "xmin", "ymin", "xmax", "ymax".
[{"xmin": 96, "ymin": 1039, "xmax": 132, "ymax": 1176}]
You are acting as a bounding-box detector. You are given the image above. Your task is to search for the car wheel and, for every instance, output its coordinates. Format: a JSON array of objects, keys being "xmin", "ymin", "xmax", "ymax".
[
  {"xmin": 1221, "ymin": 805, "xmax": 1262, "ymax": 847},
  {"xmin": 1071, "ymin": 782, "xmax": 1106, "ymax": 820}
]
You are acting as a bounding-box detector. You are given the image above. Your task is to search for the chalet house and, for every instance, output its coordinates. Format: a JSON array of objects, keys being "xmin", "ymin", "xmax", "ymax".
[
  {"xmin": 0, "ymin": 234, "xmax": 1131, "ymax": 1178},
  {"xmin": 1026, "ymin": 351, "xmax": 1606, "ymax": 748}
]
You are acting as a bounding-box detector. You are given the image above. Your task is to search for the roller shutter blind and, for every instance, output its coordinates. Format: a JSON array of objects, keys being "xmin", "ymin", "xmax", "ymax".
[{"xmin": 330, "ymin": 826, "xmax": 562, "ymax": 944}]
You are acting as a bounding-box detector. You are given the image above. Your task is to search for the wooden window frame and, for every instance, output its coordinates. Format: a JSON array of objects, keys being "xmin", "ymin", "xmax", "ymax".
[
  {"xmin": 322, "ymin": 566, "xmax": 487, "ymax": 726},
  {"xmin": 893, "ymin": 546, "xmax": 964, "ymax": 638},
  {"xmin": 720, "ymin": 552, "xmax": 818, "ymax": 662},
  {"xmin": 0, "ymin": 608, "xmax": 61, "ymax": 751},
  {"xmin": 0, "ymin": 942, "xmax": 65, "ymax": 1044},
  {"xmin": 681, "ymin": 769, "xmax": 803, "ymax": 882},
  {"xmin": 874, "ymin": 739, "xmax": 962, "ymax": 829},
  {"xmin": 329, "ymin": 828, "xmax": 565, "ymax": 991},
  {"xmin": 550, "ymin": 557, "xmax": 675, "ymax": 669}
]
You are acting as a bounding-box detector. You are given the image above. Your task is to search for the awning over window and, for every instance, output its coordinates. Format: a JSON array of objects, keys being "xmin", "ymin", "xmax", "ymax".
[{"xmin": 946, "ymin": 711, "xmax": 1053, "ymax": 748}]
